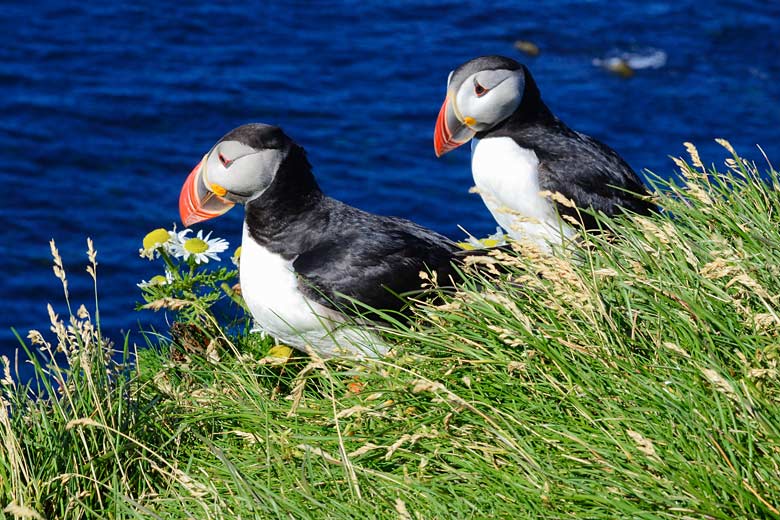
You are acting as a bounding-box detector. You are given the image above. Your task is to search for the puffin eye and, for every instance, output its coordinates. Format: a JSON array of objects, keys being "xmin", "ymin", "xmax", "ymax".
[
  {"xmin": 218, "ymin": 152, "xmax": 231, "ymax": 167},
  {"xmin": 474, "ymin": 81, "xmax": 488, "ymax": 97}
]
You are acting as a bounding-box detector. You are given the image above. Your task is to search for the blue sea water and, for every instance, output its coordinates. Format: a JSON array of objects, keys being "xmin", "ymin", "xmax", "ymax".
[{"xmin": 2, "ymin": 1, "xmax": 779, "ymax": 375}]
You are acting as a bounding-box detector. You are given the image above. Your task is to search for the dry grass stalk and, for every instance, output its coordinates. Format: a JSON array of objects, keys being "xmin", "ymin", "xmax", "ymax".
[
  {"xmin": 627, "ymin": 430, "xmax": 659, "ymax": 459},
  {"xmin": 385, "ymin": 431, "xmax": 438, "ymax": 460},
  {"xmin": 671, "ymin": 156, "xmax": 689, "ymax": 171},
  {"xmin": 684, "ymin": 142, "xmax": 704, "ymax": 171},
  {"xmin": 50, "ymin": 239, "xmax": 68, "ymax": 300},
  {"xmin": 1, "ymin": 355, "xmax": 15, "ymax": 387},
  {"xmin": 297, "ymin": 444, "xmax": 342, "ymax": 465},
  {"xmin": 662, "ymin": 342, "xmax": 691, "ymax": 358},
  {"xmin": 687, "ymin": 184, "xmax": 713, "ymax": 206},
  {"xmin": 65, "ymin": 417, "xmax": 102, "ymax": 429},
  {"xmin": 751, "ymin": 313, "xmax": 780, "ymax": 333},
  {"xmin": 701, "ymin": 257, "xmax": 741, "ymax": 280},
  {"xmin": 3, "ymin": 503, "xmax": 44, "ymax": 520},
  {"xmin": 497, "ymin": 241, "xmax": 593, "ymax": 315},
  {"xmin": 335, "ymin": 405, "xmax": 372, "ymax": 419},
  {"xmin": 86, "ymin": 238, "xmax": 98, "ymax": 281},
  {"xmin": 225, "ymin": 430, "xmax": 262, "ymax": 444},
  {"xmin": 715, "ymin": 138, "xmax": 736, "ymax": 156},
  {"xmin": 348, "ymin": 442, "xmax": 382, "ymax": 458},
  {"xmin": 538, "ymin": 190, "xmax": 577, "ymax": 209},
  {"xmin": 701, "ymin": 368, "xmax": 738, "ymax": 401},
  {"xmin": 395, "ymin": 498, "xmax": 412, "ymax": 520},
  {"xmin": 141, "ymin": 298, "xmax": 193, "ymax": 311},
  {"xmin": 411, "ymin": 380, "xmax": 445, "ymax": 394},
  {"xmin": 487, "ymin": 324, "xmax": 524, "ymax": 347},
  {"xmin": 725, "ymin": 274, "xmax": 770, "ymax": 300},
  {"xmin": 149, "ymin": 461, "xmax": 210, "ymax": 498},
  {"xmin": 635, "ymin": 217, "xmax": 677, "ymax": 246}
]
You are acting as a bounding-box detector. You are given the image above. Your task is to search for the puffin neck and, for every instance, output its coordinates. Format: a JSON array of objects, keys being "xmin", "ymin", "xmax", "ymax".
[
  {"xmin": 477, "ymin": 66, "xmax": 554, "ymax": 138},
  {"xmin": 244, "ymin": 144, "xmax": 326, "ymax": 248}
]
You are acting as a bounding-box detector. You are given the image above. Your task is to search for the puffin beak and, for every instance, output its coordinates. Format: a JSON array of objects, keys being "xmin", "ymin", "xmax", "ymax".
[
  {"xmin": 179, "ymin": 155, "xmax": 235, "ymax": 227},
  {"xmin": 433, "ymin": 93, "xmax": 477, "ymax": 157}
]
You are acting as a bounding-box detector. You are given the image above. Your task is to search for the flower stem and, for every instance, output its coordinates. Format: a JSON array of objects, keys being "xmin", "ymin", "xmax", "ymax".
[{"xmin": 159, "ymin": 250, "xmax": 181, "ymax": 281}]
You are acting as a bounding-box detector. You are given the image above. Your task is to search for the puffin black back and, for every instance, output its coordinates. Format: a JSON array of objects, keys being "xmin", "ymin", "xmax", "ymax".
[{"xmin": 243, "ymin": 150, "xmax": 464, "ymax": 316}]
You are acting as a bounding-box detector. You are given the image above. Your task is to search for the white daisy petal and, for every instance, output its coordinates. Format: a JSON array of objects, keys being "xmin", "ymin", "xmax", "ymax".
[{"xmin": 170, "ymin": 229, "xmax": 230, "ymax": 264}]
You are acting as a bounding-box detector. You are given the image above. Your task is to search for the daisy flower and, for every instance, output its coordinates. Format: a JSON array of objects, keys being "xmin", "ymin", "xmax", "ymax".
[
  {"xmin": 477, "ymin": 226, "xmax": 509, "ymax": 248},
  {"xmin": 170, "ymin": 229, "xmax": 229, "ymax": 264},
  {"xmin": 139, "ymin": 228, "xmax": 172, "ymax": 259},
  {"xmin": 457, "ymin": 227, "xmax": 508, "ymax": 250},
  {"xmin": 137, "ymin": 269, "xmax": 175, "ymax": 289},
  {"xmin": 231, "ymin": 246, "xmax": 242, "ymax": 267},
  {"xmin": 139, "ymin": 225, "xmax": 183, "ymax": 260}
]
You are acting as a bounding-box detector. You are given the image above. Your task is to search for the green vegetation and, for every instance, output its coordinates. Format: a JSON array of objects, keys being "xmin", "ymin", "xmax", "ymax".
[{"xmin": 2, "ymin": 141, "xmax": 779, "ymax": 519}]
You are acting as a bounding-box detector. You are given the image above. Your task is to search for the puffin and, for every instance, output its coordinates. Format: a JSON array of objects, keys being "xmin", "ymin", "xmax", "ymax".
[
  {"xmin": 433, "ymin": 55, "xmax": 654, "ymax": 249},
  {"xmin": 179, "ymin": 123, "xmax": 468, "ymax": 358}
]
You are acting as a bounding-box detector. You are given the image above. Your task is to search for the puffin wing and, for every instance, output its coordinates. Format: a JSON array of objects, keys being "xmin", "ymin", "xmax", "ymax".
[
  {"xmin": 537, "ymin": 131, "xmax": 655, "ymax": 228},
  {"xmin": 292, "ymin": 218, "xmax": 460, "ymax": 317}
]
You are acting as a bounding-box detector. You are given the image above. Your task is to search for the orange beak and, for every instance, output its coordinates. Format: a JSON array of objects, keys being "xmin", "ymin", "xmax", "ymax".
[
  {"xmin": 179, "ymin": 156, "xmax": 235, "ymax": 227},
  {"xmin": 433, "ymin": 93, "xmax": 476, "ymax": 157}
]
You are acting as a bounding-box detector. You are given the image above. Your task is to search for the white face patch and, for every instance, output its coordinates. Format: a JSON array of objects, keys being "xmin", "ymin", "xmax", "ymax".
[
  {"xmin": 239, "ymin": 224, "xmax": 388, "ymax": 358},
  {"xmin": 203, "ymin": 141, "xmax": 286, "ymax": 200},
  {"xmin": 471, "ymin": 137, "xmax": 575, "ymax": 250},
  {"xmin": 455, "ymin": 69, "xmax": 524, "ymax": 131}
]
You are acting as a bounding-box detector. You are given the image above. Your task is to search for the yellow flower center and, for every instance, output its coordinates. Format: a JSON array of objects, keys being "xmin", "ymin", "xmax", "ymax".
[
  {"xmin": 232, "ymin": 246, "xmax": 242, "ymax": 259},
  {"xmin": 267, "ymin": 345, "xmax": 294, "ymax": 359},
  {"xmin": 184, "ymin": 238, "xmax": 208, "ymax": 254},
  {"xmin": 143, "ymin": 228, "xmax": 170, "ymax": 250},
  {"xmin": 149, "ymin": 275, "xmax": 168, "ymax": 285}
]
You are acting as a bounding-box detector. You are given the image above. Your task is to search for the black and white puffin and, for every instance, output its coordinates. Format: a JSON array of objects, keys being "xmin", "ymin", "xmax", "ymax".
[
  {"xmin": 179, "ymin": 123, "xmax": 466, "ymax": 358},
  {"xmin": 434, "ymin": 55, "xmax": 654, "ymax": 249}
]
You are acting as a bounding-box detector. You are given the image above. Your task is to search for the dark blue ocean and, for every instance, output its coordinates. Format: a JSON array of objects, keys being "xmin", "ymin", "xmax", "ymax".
[{"xmin": 2, "ymin": 1, "xmax": 779, "ymax": 373}]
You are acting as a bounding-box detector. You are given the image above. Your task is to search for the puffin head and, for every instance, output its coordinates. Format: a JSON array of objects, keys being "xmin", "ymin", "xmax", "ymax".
[
  {"xmin": 179, "ymin": 124, "xmax": 295, "ymax": 226},
  {"xmin": 433, "ymin": 55, "xmax": 527, "ymax": 157}
]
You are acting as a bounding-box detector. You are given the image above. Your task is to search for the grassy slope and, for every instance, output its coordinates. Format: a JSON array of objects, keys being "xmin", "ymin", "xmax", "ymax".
[{"xmin": 2, "ymin": 144, "xmax": 780, "ymax": 519}]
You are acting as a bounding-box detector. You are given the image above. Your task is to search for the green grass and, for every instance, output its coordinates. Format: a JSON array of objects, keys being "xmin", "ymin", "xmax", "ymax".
[{"xmin": 2, "ymin": 141, "xmax": 780, "ymax": 519}]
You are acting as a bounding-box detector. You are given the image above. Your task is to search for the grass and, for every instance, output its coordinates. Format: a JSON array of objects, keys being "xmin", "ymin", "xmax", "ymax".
[{"xmin": 2, "ymin": 141, "xmax": 780, "ymax": 519}]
